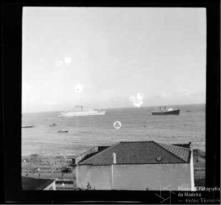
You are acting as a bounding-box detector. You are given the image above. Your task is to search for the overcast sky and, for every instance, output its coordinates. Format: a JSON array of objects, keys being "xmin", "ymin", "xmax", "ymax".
[{"xmin": 22, "ymin": 7, "xmax": 206, "ymax": 113}]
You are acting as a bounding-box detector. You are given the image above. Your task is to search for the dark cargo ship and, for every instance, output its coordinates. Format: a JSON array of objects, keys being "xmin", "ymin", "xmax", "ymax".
[{"xmin": 152, "ymin": 107, "xmax": 180, "ymax": 115}]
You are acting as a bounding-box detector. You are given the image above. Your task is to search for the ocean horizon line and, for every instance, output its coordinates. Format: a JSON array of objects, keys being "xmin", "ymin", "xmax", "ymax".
[{"xmin": 22, "ymin": 102, "xmax": 205, "ymax": 114}]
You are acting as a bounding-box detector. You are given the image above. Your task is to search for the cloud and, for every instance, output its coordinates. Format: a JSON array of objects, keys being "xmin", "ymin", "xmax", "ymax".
[
  {"xmin": 129, "ymin": 92, "xmax": 144, "ymax": 108},
  {"xmin": 55, "ymin": 56, "xmax": 72, "ymax": 67}
]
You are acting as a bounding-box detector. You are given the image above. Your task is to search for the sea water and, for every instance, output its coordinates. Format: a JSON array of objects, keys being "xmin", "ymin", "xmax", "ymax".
[{"xmin": 22, "ymin": 104, "xmax": 205, "ymax": 157}]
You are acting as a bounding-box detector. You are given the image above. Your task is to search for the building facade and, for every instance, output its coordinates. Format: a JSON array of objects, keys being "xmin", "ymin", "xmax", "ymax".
[{"xmin": 75, "ymin": 141, "xmax": 195, "ymax": 191}]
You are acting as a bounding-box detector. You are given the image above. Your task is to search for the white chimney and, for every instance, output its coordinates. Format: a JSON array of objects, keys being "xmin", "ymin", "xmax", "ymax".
[
  {"xmin": 111, "ymin": 153, "xmax": 116, "ymax": 189},
  {"xmin": 112, "ymin": 152, "xmax": 116, "ymax": 164}
]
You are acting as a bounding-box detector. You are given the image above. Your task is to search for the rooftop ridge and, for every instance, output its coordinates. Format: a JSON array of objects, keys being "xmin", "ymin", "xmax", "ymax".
[
  {"xmin": 78, "ymin": 142, "xmax": 120, "ymax": 165},
  {"xmin": 119, "ymin": 140, "xmax": 155, "ymax": 143},
  {"xmin": 120, "ymin": 140, "xmax": 191, "ymax": 147},
  {"xmin": 155, "ymin": 142, "xmax": 190, "ymax": 163}
]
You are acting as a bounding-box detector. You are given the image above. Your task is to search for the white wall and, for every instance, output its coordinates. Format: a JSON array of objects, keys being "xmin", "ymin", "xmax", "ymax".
[
  {"xmin": 77, "ymin": 163, "xmax": 192, "ymax": 190},
  {"xmin": 76, "ymin": 165, "xmax": 112, "ymax": 190},
  {"xmin": 190, "ymin": 149, "xmax": 196, "ymax": 191},
  {"xmin": 113, "ymin": 163, "xmax": 191, "ymax": 190}
]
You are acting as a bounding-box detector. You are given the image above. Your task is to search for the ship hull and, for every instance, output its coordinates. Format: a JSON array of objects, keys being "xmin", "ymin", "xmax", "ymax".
[
  {"xmin": 152, "ymin": 109, "xmax": 180, "ymax": 115},
  {"xmin": 60, "ymin": 111, "xmax": 106, "ymax": 117},
  {"xmin": 22, "ymin": 125, "xmax": 34, "ymax": 128}
]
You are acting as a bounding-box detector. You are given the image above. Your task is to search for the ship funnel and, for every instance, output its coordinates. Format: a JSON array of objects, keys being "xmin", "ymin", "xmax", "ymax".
[{"xmin": 112, "ymin": 152, "xmax": 116, "ymax": 164}]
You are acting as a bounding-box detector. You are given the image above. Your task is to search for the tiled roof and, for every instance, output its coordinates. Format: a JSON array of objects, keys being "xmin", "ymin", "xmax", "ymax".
[
  {"xmin": 22, "ymin": 177, "xmax": 54, "ymax": 190},
  {"xmin": 79, "ymin": 141, "xmax": 190, "ymax": 165},
  {"xmin": 158, "ymin": 142, "xmax": 190, "ymax": 162}
]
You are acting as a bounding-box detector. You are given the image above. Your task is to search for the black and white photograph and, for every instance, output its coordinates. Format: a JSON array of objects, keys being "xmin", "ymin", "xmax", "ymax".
[{"xmin": 21, "ymin": 7, "xmax": 207, "ymax": 192}]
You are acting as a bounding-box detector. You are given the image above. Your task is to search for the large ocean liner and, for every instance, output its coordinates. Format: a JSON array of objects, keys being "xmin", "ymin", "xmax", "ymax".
[{"xmin": 60, "ymin": 105, "xmax": 106, "ymax": 117}]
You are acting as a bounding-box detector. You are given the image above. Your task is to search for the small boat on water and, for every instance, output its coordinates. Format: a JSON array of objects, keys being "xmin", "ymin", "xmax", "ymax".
[
  {"xmin": 22, "ymin": 125, "xmax": 34, "ymax": 128},
  {"xmin": 49, "ymin": 123, "xmax": 56, "ymax": 127},
  {"xmin": 57, "ymin": 129, "xmax": 69, "ymax": 133},
  {"xmin": 152, "ymin": 107, "xmax": 180, "ymax": 115}
]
